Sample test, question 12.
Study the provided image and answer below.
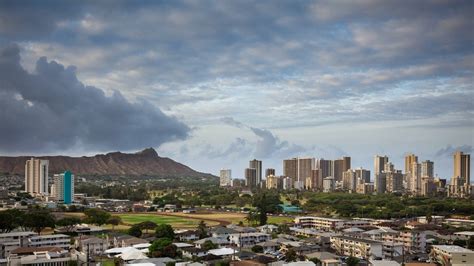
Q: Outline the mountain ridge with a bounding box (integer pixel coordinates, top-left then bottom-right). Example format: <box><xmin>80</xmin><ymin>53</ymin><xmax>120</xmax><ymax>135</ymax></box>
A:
<box><xmin>0</xmin><ymin>148</ymin><xmax>214</xmax><ymax>178</ymax></box>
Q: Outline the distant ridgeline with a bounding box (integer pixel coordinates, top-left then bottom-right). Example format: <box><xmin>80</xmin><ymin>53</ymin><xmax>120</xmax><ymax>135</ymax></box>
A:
<box><xmin>0</xmin><ymin>148</ymin><xmax>216</xmax><ymax>179</ymax></box>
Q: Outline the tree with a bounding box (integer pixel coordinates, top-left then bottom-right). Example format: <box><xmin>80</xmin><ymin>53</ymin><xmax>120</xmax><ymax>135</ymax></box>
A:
<box><xmin>0</xmin><ymin>209</ymin><xmax>23</xmax><ymax>233</ymax></box>
<box><xmin>155</xmin><ymin>224</ymin><xmax>175</xmax><ymax>239</ymax></box>
<box><xmin>84</xmin><ymin>208</ymin><xmax>111</xmax><ymax>226</ymax></box>
<box><xmin>308</xmin><ymin>258</ymin><xmax>321</xmax><ymax>265</ymax></box>
<box><xmin>285</xmin><ymin>248</ymin><xmax>297</xmax><ymax>262</ymax></box>
<box><xmin>277</xmin><ymin>224</ymin><xmax>290</xmax><ymax>234</ymax></box>
<box><xmin>107</xmin><ymin>217</ymin><xmax>122</xmax><ymax>232</ymax></box>
<box><xmin>138</xmin><ymin>221</ymin><xmax>157</xmax><ymax>234</ymax></box>
<box><xmin>245</xmin><ymin>211</ymin><xmax>258</xmax><ymax>226</ymax></box>
<box><xmin>345</xmin><ymin>256</ymin><xmax>360</xmax><ymax>266</ymax></box>
<box><xmin>252</xmin><ymin>191</ymin><xmax>282</xmax><ymax>225</ymax></box>
<box><xmin>23</xmin><ymin>210</ymin><xmax>56</xmax><ymax>235</ymax></box>
<box><xmin>128</xmin><ymin>225</ymin><xmax>142</xmax><ymax>237</ymax></box>
<box><xmin>202</xmin><ymin>240</ymin><xmax>218</xmax><ymax>251</ymax></box>
<box><xmin>426</xmin><ymin>211</ymin><xmax>433</xmax><ymax>224</ymax></box>
<box><xmin>197</xmin><ymin>220</ymin><xmax>208</xmax><ymax>239</ymax></box>
<box><xmin>149</xmin><ymin>238</ymin><xmax>176</xmax><ymax>257</ymax></box>
<box><xmin>251</xmin><ymin>245</ymin><xmax>264</xmax><ymax>253</ymax></box>
<box><xmin>56</xmin><ymin>217</ymin><xmax>82</xmax><ymax>232</ymax></box>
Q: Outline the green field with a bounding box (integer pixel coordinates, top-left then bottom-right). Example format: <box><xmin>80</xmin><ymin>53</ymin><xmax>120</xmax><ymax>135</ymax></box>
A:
<box><xmin>116</xmin><ymin>213</ymin><xmax>219</xmax><ymax>228</ymax></box>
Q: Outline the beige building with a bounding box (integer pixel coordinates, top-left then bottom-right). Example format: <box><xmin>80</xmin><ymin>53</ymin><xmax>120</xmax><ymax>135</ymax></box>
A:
<box><xmin>430</xmin><ymin>245</ymin><xmax>474</xmax><ymax>266</ymax></box>
<box><xmin>24</xmin><ymin>158</ymin><xmax>49</xmax><ymax>196</ymax></box>
<box><xmin>448</xmin><ymin>151</ymin><xmax>471</xmax><ymax>198</ymax></box>
<box><xmin>405</xmin><ymin>154</ymin><xmax>418</xmax><ymax>174</ymax></box>
<box><xmin>356</xmin><ymin>182</ymin><xmax>374</xmax><ymax>194</ymax></box>
<box><xmin>330</xmin><ymin>235</ymin><xmax>383</xmax><ymax>259</ymax></box>
<box><xmin>266</xmin><ymin>175</ymin><xmax>279</xmax><ymax>189</ymax></box>
<box><xmin>342</xmin><ymin>170</ymin><xmax>357</xmax><ymax>192</ymax></box>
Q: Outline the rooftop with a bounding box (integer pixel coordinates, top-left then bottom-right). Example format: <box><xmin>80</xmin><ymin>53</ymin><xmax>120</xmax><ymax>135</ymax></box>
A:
<box><xmin>433</xmin><ymin>245</ymin><xmax>474</xmax><ymax>253</ymax></box>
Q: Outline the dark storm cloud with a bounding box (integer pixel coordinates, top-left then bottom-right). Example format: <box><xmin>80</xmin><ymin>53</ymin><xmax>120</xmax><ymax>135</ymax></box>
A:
<box><xmin>0</xmin><ymin>44</ymin><xmax>189</xmax><ymax>152</ymax></box>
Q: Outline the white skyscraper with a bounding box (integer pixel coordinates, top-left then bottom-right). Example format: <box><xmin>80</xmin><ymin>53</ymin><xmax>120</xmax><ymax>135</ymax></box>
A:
<box><xmin>219</xmin><ymin>169</ymin><xmax>232</xmax><ymax>187</ymax></box>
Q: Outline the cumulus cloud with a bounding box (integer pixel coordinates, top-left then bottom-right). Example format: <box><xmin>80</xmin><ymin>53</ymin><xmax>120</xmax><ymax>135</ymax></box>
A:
<box><xmin>435</xmin><ymin>145</ymin><xmax>473</xmax><ymax>158</ymax></box>
<box><xmin>0</xmin><ymin>44</ymin><xmax>189</xmax><ymax>153</ymax></box>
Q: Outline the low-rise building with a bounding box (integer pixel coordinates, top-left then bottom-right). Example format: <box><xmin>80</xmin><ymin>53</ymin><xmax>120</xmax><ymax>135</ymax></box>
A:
<box><xmin>27</xmin><ymin>234</ymin><xmax>70</xmax><ymax>250</ymax></box>
<box><xmin>74</xmin><ymin>236</ymin><xmax>108</xmax><ymax>255</ymax></box>
<box><xmin>430</xmin><ymin>245</ymin><xmax>474</xmax><ymax>266</ymax></box>
<box><xmin>8</xmin><ymin>247</ymin><xmax>76</xmax><ymax>266</ymax></box>
<box><xmin>0</xmin><ymin>232</ymin><xmax>37</xmax><ymax>259</ymax></box>
<box><xmin>330</xmin><ymin>235</ymin><xmax>383</xmax><ymax>260</ymax></box>
<box><xmin>229</xmin><ymin>233</ymin><xmax>271</xmax><ymax>247</ymax></box>
<box><xmin>294</xmin><ymin>216</ymin><xmax>345</xmax><ymax>231</ymax></box>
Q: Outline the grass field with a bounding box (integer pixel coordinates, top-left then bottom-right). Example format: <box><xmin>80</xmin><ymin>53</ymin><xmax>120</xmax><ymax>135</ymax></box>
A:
<box><xmin>60</xmin><ymin>211</ymin><xmax>294</xmax><ymax>230</ymax></box>
<box><xmin>116</xmin><ymin>213</ymin><xmax>220</xmax><ymax>228</ymax></box>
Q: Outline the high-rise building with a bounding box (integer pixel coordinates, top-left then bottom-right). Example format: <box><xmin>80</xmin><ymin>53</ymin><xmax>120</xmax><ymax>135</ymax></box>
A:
<box><xmin>245</xmin><ymin>168</ymin><xmax>257</xmax><ymax>189</ymax></box>
<box><xmin>249</xmin><ymin>159</ymin><xmax>262</xmax><ymax>185</ymax></box>
<box><xmin>421</xmin><ymin>160</ymin><xmax>434</xmax><ymax>178</ymax></box>
<box><xmin>219</xmin><ymin>169</ymin><xmax>232</xmax><ymax>187</ymax></box>
<box><xmin>298</xmin><ymin>158</ymin><xmax>315</xmax><ymax>182</ymax></box>
<box><xmin>25</xmin><ymin>158</ymin><xmax>49</xmax><ymax>196</ymax></box>
<box><xmin>374</xmin><ymin>155</ymin><xmax>389</xmax><ymax>176</ymax></box>
<box><xmin>374</xmin><ymin>155</ymin><xmax>388</xmax><ymax>193</ymax></box>
<box><xmin>332</xmin><ymin>157</ymin><xmax>350</xmax><ymax>182</ymax></box>
<box><xmin>283</xmin><ymin>158</ymin><xmax>298</xmax><ymax>180</ymax></box>
<box><xmin>448</xmin><ymin>151</ymin><xmax>471</xmax><ymax>198</ymax></box>
<box><xmin>311</xmin><ymin>169</ymin><xmax>322</xmax><ymax>190</ymax></box>
<box><xmin>405</xmin><ymin>154</ymin><xmax>418</xmax><ymax>174</ymax></box>
<box><xmin>283</xmin><ymin>157</ymin><xmax>315</xmax><ymax>184</ymax></box>
<box><xmin>386</xmin><ymin>171</ymin><xmax>404</xmax><ymax>193</ymax></box>
<box><xmin>355</xmin><ymin>168</ymin><xmax>371</xmax><ymax>183</ymax></box>
<box><xmin>266</xmin><ymin>175</ymin><xmax>278</xmax><ymax>189</ymax></box>
<box><xmin>53</xmin><ymin>171</ymin><xmax>74</xmax><ymax>204</ymax></box>
<box><xmin>342</xmin><ymin>170</ymin><xmax>357</xmax><ymax>192</ymax></box>
<box><xmin>316</xmin><ymin>159</ymin><xmax>333</xmax><ymax>180</ymax></box>
<box><xmin>323</xmin><ymin>177</ymin><xmax>335</xmax><ymax>193</ymax></box>
<box><xmin>453</xmin><ymin>151</ymin><xmax>470</xmax><ymax>185</ymax></box>
<box><xmin>410</xmin><ymin>162</ymin><xmax>422</xmax><ymax>195</ymax></box>
<box><xmin>265</xmin><ymin>168</ymin><xmax>275</xmax><ymax>178</ymax></box>
<box><xmin>375</xmin><ymin>173</ymin><xmax>387</xmax><ymax>194</ymax></box>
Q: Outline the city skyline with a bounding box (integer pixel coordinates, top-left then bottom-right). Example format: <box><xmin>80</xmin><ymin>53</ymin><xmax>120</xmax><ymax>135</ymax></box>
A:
<box><xmin>0</xmin><ymin>1</ymin><xmax>472</xmax><ymax>180</ymax></box>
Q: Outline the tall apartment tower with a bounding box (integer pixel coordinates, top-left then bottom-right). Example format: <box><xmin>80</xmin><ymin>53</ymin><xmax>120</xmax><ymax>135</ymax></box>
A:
<box><xmin>298</xmin><ymin>158</ymin><xmax>315</xmax><ymax>182</ymax></box>
<box><xmin>316</xmin><ymin>159</ymin><xmax>333</xmax><ymax>180</ymax></box>
<box><xmin>245</xmin><ymin>168</ymin><xmax>257</xmax><ymax>189</ymax></box>
<box><xmin>283</xmin><ymin>157</ymin><xmax>315</xmax><ymax>181</ymax></box>
<box><xmin>453</xmin><ymin>151</ymin><xmax>470</xmax><ymax>185</ymax></box>
<box><xmin>374</xmin><ymin>155</ymin><xmax>389</xmax><ymax>193</ymax></box>
<box><xmin>219</xmin><ymin>169</ymin><xmax>232</xmax><ymax>187</ymax></box>
<box><xmin>283</xmin><ymin>158</ymin><xmax>298</xmax><ymax>180</ymax></box>
<box><xmin>355</xmin><ymin>168</ymin><xmax>371</xmax><ymax>183</ymax></box>
<box><xmin>421</xmin><ymin>160</ymin><xmax>434</xmax><ymax>178</ymax></box>
<box><xmin>448</xmin><ymin>151</ymin><xmax>471</xmax><ymax>198</ymax></box>
<box><xmin>249</xmin><ymin>159</ymin><xmax>262</xmax><ymax>185</ymax></box>
<box><xmin>53</xmin><ymin>171</ymin><xmax>74</xmax><ymax>204</ymax></box>
<box><xmin>25</xmin><ymin>158</ymin><xmax>49</xmax><ymax>196</ymax></box>
<box><xmin>405</xmin><ymin>154</ymin><xmax>418</xmax><ymax>174</ymax></box>
<box><xmin>265</xmin><ymin>168</ymin><xmax>275</xmax><ymax>178</ymax></box>
<box><xmin>332</xmin><ymin>157</ymin><xmax>351</xmax><ymax>181</ymax></box>
<box><xmin>410</xmin><ymin>162</ymin><xmax>422</xmax><ymax>195</ymax></box>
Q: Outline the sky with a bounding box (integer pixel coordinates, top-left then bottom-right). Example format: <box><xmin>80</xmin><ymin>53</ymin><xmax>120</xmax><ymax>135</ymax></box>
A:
<box><xmin>0</xmin><ymin>0</ymin><xmax>473</xmax><ymax>180</ymax></box>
